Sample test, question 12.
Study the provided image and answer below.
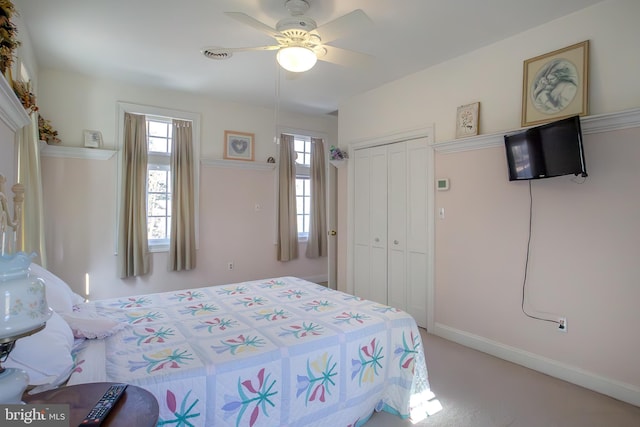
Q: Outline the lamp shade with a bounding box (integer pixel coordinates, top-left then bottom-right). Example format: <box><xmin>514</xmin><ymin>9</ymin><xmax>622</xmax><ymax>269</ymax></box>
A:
<box><xmin>276</xmin><ymin>46</ymin><xmax>317</xmax><ymax>72</ymax></box>
<box><xmin>0</xmin><ymin>252</ymin><xmax>52</xmax><ymax>340</ymax></box>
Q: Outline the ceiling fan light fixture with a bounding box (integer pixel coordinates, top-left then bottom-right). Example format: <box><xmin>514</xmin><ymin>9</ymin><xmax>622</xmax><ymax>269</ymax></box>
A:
<box><xmin>277</xmin><ymin>46</ymin><xmax>317</xmax><ymax>72</ymax></box>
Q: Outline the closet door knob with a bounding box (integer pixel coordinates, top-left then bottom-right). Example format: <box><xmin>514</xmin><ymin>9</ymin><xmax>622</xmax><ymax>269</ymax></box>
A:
<box><xmin>394</xmin><ymin>240</ymin><xmax>399</xmax><ymax>245</ymax></box>
<box><xmin>374</xmin><ymin>237</ymin><xmax>380</xmax><ymax>243</ymax></box>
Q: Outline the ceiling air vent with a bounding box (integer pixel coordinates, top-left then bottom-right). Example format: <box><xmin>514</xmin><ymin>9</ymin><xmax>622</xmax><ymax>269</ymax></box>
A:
<box><xmin>201</xmin><ymin>47</ymin><xmax>233</xmax><ymax>60</ymax></box>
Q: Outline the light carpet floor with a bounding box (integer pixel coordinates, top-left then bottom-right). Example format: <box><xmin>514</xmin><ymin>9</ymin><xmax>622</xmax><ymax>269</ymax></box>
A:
<box><xmin>367</xmin><ymin>329</ymin><xmax>640</xmax><ymax>427</ymax></box>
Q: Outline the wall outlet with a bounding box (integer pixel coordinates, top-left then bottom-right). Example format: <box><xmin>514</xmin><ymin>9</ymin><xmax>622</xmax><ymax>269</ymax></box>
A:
<box><xmin>558</xmin><ymin>317</ymin><xmax>567</xmax><ymax>332</ymax></box>
<box><xmin>227</xmin><ymin>262</ymin><xmax>234</xmax><ymax>271</ymax></box>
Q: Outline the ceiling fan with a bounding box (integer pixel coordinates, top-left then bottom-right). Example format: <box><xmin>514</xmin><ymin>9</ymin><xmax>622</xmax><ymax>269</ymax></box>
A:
<box><xmin>202</xmin><ymin>0</ymin><xmax>372</xmax><ymax>73</ymax></box>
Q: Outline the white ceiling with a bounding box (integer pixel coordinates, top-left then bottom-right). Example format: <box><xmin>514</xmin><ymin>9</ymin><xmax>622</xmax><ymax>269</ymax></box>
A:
<box><xmin>14</xmin><ymin>0</ymin><xmax>603</xmax><ymax>116</ymax></box>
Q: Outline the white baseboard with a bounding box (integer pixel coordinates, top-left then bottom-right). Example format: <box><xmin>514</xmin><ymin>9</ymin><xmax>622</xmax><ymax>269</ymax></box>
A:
<box><xmin>431</xmin><ymin>323</ymin><xmax>640</xmax><ymax>407</ymax></box>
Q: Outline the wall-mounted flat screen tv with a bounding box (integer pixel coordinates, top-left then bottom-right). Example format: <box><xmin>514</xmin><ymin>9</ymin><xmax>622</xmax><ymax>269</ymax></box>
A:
<box><xmin>504</xmin><ymin>115</ymin><xmax>587</xmax><ymax>181</ymax></box>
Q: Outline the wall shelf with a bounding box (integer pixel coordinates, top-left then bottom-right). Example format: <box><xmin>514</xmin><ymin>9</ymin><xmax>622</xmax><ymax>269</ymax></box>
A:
<box><xmin>40</xmin><ymin>143</ymin><xmax>116</xmax><ymax>160</ymax></box>
<box><xmin>433</xmin><ymin>107</ymin><xmax>640</xmax><ymax>154</ymax></box>
<box><xmin>329</xmin><ymin>159</ymin><xmax>348</xmax><ymax>168</ymax></box>
<box><xmin>38</xmin><ymin>150</ymin><xmax>280</xmax><ymax>167</ymax></box>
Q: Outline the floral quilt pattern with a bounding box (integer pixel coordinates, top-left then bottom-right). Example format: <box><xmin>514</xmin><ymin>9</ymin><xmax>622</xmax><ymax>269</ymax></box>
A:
<box><xmin>67</xmin><ymin>277</ymin><xmax>431</xmax><ymax>426</ymax></box>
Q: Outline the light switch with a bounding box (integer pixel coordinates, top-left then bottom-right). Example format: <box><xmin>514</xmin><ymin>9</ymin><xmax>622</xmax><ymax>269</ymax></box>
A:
<box><xmin>439</xmin><ymin>208</ymin><xmax>445</xmax><ymax>219</ymax></box>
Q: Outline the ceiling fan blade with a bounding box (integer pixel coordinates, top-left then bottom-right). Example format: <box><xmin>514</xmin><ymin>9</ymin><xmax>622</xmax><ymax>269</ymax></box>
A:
<box><xmin>224</xmin><ymin>12</ymin><xmax>281</xmax><ymax>39</ymax></box>
<box><xmin>225</xmin><ymin>45</ymin><xmax>280</xmax><ymax>53</ymax></box>
<box><xmin>317</xmin><ymin>45</ymin><xmax>372</xmax><ymax>68</ymax></box>
<box><xmin>315</xmin><ymin>9</ymin><xmax>372</xmax><ymax>44</ymax></box>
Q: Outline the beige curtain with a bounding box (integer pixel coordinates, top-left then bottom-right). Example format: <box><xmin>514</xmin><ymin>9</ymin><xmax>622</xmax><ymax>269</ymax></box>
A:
<box><xmin>118</xmin><ymin>113</ymin><xmax>150</xmax><ymax>278</ymax></box>
<box><xmin>168</xmin><ymin>119</ymin><xmax>196</xmax><ymax>271</ymax></box>
<box><xmin>16</xmin><ymin>112</ymin><xmax>47</xmax><ymax>265</ymax></box>
<box><xmin>277</xmin><ymin>134</ymin><xmax>298</xmax><ymax>261</ymax></box>
<box><xmin>305</xmin><ymin>138</ymin><xmax>327</xmax><ymax>258</ymax></box>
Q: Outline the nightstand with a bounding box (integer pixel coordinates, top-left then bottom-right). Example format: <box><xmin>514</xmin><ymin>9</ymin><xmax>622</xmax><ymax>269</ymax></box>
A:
<box><xmin>24</xmin><ymin>382</ymin><xmax>159</xmax><ymax>427</ymax></box>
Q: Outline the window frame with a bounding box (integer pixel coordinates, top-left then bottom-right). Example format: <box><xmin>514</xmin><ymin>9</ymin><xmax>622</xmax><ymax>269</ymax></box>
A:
<box><xmin>116</xmin><ymin>102</ymin><xmax>201</xmax><ymax>254</ymax></box>
<box><xmin>292</xmin><ymin>134</ymin><xmax>312</xmax><ymax>241</ymax></box>
<box><xmin>146</xmin><ymin>116</ymin><xmax>173</xmax><ymax>250</ymax></box>
<box><xmin>280</xmin><ymin>130</ymin><xmax>331</xmax><ymax>243</ymax></box>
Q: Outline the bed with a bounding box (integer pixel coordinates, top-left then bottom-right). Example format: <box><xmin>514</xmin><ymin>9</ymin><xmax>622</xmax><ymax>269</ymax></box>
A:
<box><xmin>63</xmin><ymin>276</ymin><xmax>432</xmax><ymax>426</ymax></box>
<box><xmin>2</xmin><ymin>175</ymin><xmax>433</xmax><ymax>426</ymax></box>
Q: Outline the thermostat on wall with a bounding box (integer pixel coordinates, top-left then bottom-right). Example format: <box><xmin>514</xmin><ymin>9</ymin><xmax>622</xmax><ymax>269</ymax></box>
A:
<box><xmin>436</xmin><ymin>178</ymin><xmax>449</xmax><ymax>191</ymax></box>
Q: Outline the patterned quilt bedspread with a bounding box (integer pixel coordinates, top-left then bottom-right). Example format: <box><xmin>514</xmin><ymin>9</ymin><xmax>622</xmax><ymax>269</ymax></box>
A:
<box><xmin>67</xmin><ymin>277</ymin><xmax>431</xmax><ymax>426</ymax></box>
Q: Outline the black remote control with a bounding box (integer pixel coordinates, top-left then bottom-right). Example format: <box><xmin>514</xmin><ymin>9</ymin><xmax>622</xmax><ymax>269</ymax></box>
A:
<box><xmin>79</xmin><ymin>383</ymin><xmax>128</xmax><ymax>426</ymax></box>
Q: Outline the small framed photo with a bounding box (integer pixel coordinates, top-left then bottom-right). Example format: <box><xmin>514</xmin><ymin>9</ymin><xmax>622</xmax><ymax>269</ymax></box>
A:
<box><xmin>522</xmin><ymin>40</ymin><xmax>589</xmax><ymax>127</ymax></box>
<box><xmin>455</xmin><ymin>102</ymin><xmax>479</xmax><ymax>138</ymax></box>
<box><xmin>84</xmin><ymin>130</ymin><xmax>103</xmax><ymax>148</ymax></box>
<box><xmin>224</xmin><ymin>130</ymin><xmax>254</xmax><ymax>161</ymax></box>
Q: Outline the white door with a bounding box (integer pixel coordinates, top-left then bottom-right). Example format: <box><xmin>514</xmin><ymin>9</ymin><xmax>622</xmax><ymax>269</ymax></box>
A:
<box><xmin>405</xmin><ymin>138</ymin><xmax>428</xmax><ymax>327</ymax></box>
<box><xmin>387</xmin><ymin>142</ymin><xmax>407</xmax><ymax>310</ymax></box>
<box><xmin>353</xmin><ymin>149</ymin><xmax>372</xmax><ymax>300</ymax></box>
<box><xmin>327</xmin><ymin>150</ymin><xmax>338</xmax><ymax>290</ymax></box>
<box><xmin>353</xmin><ymin>146</ymin><xmax>388</xmax><ymax>304</ymax></box>
<box><xmin>352</xmin><ymin>137</ymin><xmax>429</xmax><ymax>328</ymax></box>
<box><xmin>369</xmin><ymin>146</ymin><xmax>388</xmax><ymax>304</ymax></box>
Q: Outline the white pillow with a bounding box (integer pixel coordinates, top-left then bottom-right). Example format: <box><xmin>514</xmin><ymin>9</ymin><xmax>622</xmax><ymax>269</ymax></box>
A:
<box><xmin>29</xmin><ymin>263</ymin><xmax>85</xmax><ymax>314</ymax></box>
<box><xmin>60</xmin><ymin>305</ymin><xmax>128</xmax><ymax>339</ymax></box>
<box><xmin>4</xmin><ymin>311</ymin><xmax>75</xmax><ymax>388</ymax></box>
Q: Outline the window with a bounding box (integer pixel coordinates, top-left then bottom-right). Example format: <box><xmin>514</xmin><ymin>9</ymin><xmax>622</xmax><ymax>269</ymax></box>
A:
<box><xmin>293</xmin><ymin>135</ymin><xmax>311</xmax><ymax>241</ymax></box>
<box><xmin>117</xmin><ymin>102</ymin><xmax>200</xmax><ymax>253</ymax></box>
<box><xmin>146</xmin><ymin>117</ymin><xmax>172</xmax><ymax>248</ymax></box>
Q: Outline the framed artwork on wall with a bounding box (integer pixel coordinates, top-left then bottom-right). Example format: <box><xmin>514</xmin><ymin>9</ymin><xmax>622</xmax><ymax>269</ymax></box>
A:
<box><xmin>521</xmin><ymin>40</ymin><xmax>589</xmax><ymax>127</ymax></box>
<box><xmin>83</xmin><ymin>130</ymin><xmax>102</xmax><ymax>148</ymax></box>
<box><xmin>224</xmin><ymin>130</ymin><xmax>254</xmax><ymax>161</ymax></box>
<box><xmin>455</xmin><ymin>102</ymin><xmax>479</xmax><ymax>138</ymax></box>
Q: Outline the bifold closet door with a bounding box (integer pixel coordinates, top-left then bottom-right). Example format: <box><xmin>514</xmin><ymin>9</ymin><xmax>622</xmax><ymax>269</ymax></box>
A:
<box><xmin>386</xmin><ymin>139</ymin><xmax>428</xmax><ymax>328</ymax></box>
<box><xmin>354</xmin><ymin>146</ymin><xmax>388</xmax><ymax>304</ymax></box>
<box><xmin>387</xmin><ymin>143</ymin><xmax>407</xmax><ymax>311</ymax></box>
<box><xmin>404</xmin><ymin>139</ymin><xmax>428</xmax><ymax>327</ymax></box>
<box><xmin>353</xmin><ymin>139</ymin><xmax>429</xmax><ymax>328</ymax></box>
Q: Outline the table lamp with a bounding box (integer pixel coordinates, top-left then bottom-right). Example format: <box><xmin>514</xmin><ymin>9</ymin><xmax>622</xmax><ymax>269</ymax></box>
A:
<box><xmin>0</xmin><ymin>252</ymin><xmax>52</xmax><ymax>404</ymax></box>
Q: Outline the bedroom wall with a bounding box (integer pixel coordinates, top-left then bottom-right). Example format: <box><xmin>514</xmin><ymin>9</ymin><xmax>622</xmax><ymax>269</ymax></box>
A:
<box><xmin>339</xmin><ymin>0</ymin><xmax>640</xmax><ymax>404</ymax></box>
<box><xmin>34</xmin><ymin>69</ymin><xmax>337</xmax><ymax>299</ymax></box>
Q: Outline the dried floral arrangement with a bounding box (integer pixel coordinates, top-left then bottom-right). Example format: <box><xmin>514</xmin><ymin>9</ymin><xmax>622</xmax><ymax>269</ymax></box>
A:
<box><xmin>0</xmin><ymin>0</ymin><xmax>19</xmax><ymax>75</ymax></box>
<box><xmin>12</xmin><ymin>80</ymin><xmax>37</xmax><ymax>113</ymax></box>
<box><xmin>38</xmin><ymin>115</ymin><xmax>61</xmax><ymax>144</ymax></box>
